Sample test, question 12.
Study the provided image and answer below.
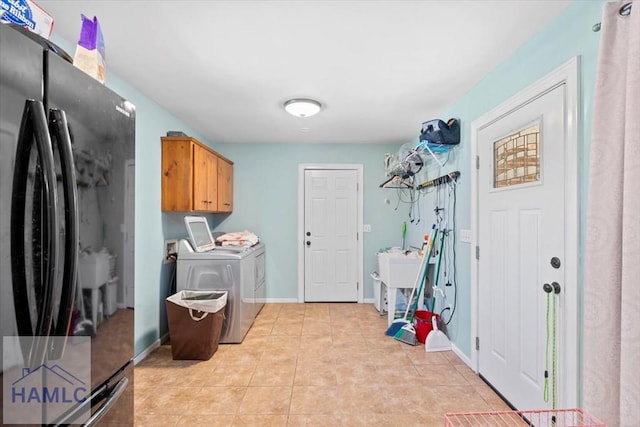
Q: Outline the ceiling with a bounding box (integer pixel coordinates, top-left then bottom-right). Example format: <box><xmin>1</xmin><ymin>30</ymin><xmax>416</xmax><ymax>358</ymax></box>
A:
<box><xmin>39</xmin><ymin>1</ymin><xmax>571</xmax><ymax>144</ymax></box>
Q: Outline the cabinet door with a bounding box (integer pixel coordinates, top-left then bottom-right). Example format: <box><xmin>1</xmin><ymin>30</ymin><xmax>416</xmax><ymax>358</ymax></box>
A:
<box><xmin>217</xmin><ymin>159</ymin><xmax>233</xmax><ymax>212</ymax></box>
<box><xmin>207</xmin><ymin>150</ymin><xmax>218</xmax><ymax>211</ymax></box>
<box><xmin>193</xmin><ymin>144</ymin><xmax>217</xmax><ymax>211</ymax></box>
<box><xmin>161</xmin><ymin>136</ymin><xmax>229</xmax><ymax>212</ymax></box>
<box><xmin>161</xmin><ymin>139</ymin><xmax>193</xmax><ymax>211</ymax></box>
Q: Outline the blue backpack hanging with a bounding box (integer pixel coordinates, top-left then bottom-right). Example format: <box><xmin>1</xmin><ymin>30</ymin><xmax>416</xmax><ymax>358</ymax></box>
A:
<box><xmin>419</xmin><ymin>118</ymin><xmax>460</xmax><ymax>145</ymax></box>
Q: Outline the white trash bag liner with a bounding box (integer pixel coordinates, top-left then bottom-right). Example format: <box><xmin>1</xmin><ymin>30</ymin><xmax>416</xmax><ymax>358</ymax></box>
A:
<box><xmin>166</xmin><ymin>290</ymin><xmax>227</xmax><ymax>321</ymax></box>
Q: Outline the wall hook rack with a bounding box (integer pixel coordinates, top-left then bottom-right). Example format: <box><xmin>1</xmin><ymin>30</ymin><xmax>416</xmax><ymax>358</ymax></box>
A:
<box><xmin>417</xmin><ymin>171</ymin><xmax>460</xmax><ymax>190</ymax></box>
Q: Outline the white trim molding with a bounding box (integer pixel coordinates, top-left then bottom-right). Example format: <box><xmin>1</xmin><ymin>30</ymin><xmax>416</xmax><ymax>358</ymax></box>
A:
<box><xmin>134</xmin><ymin>338</ymin><xmax>162</xmax><ymax>365</ymax></box>
<box><xmin>469</xmin><ymin>56</ymin><xmax>580</xmax><ymax>408</ymax></box>
<box><xmin>297</xmin><ymin>163</ymin><xmax>365</xmax><ymax>304</ymax></box>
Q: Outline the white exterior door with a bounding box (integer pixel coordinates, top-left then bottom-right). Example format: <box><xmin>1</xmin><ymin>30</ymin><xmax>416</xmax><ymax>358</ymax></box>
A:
<box><xmin>303</xmin><ymin>168</ymin><xmax>359</xmax><ymax>302</ymax></box>
<box><xmin>477</xmin><ymin>84</ymin><xmax>566</xmax><ymax>410</ymax></box>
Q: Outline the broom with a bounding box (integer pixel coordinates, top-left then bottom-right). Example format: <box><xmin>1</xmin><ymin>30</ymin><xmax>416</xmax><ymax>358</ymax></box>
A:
<box><xmin>393</xmin><ymin>228</ymin><xmax>438</xmax><ymax>345</ymax></box>
<box><xmin>385</xmin><ymin>225</ymin><xmax>436</xmax><ymax>337</ymax></box>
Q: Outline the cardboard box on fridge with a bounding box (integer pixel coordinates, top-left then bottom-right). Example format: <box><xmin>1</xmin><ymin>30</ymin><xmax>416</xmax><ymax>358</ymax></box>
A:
<box><xmin>73</xmin><ymin>14</ymin><xmax>106</xmax><ymax>84</ymax></box>
<box><xmin>0</xmin><ymin>0</ymin><xmax>54</xmax><ymax>39</ymax></box>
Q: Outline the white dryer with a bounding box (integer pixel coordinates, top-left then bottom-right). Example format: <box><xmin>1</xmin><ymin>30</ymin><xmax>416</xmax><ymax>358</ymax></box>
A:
<box><xmin>176</xmin><ymin>239</ymin><xmax>265</xmax><ymax>343</ymax></box>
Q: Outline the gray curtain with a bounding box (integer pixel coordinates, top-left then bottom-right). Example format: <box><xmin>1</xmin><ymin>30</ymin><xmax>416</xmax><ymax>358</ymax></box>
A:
<box><xmin>584</xmin><ymin>1</ymin><xmax>640</xmax><ymax>426</ymax></box>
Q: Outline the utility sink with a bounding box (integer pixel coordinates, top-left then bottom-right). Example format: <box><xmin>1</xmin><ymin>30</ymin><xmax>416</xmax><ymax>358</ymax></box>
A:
<box><xmin>377</xmin><ymin>251</ymin><xmax>422</xmax><ymax>288</ymax></box>
<box><xmin>78</xmin><ymin>252</ymin><xmax>110</xmax><ymax>289</ymax></box>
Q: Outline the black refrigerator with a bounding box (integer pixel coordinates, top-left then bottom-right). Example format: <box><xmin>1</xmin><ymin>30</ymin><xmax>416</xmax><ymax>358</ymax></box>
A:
<box><xmin>0</xmin><ymin>23</ymin><xmax>134</xmax><ymax>426</ymax></box>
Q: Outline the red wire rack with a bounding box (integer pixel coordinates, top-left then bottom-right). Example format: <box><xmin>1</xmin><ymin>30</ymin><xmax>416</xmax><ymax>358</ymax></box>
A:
<box><xmin>444</xmin><ymin>408</ymin><xmax>606</xmax><ymax>427</ymax></box>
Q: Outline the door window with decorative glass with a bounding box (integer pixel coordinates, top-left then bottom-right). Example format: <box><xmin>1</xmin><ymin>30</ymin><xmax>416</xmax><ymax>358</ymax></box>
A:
<box><xmin>493</xmin><ymin>122</ymin><xmax>540</xmax><ymax>188</ymax></box>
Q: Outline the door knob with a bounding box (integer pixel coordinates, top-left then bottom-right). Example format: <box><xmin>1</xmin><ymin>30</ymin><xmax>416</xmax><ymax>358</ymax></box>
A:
<box><xmin>543</xmin><ymin>282</ymin><xmax>561</xmax><ymax>294</ymax></box>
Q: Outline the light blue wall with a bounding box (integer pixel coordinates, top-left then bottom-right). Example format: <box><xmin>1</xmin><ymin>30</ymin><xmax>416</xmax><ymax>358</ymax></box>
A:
<box><xmin>207</xmin><ymin>143</ymin><xmax>407</xmax><ymax>297</ymax></box>
<box><xmin>405</xmin><ymin>0</ymin><xmax>605</xmax><ymax>357</ymax></box>
<box><xmin>48</xmin><ymin>35</ymin><xmax>218</xmax><ymax>355</ymax></box>
<box><xmin>52</xmin><ymin>33</ymin><xmax>404</xmax><ymax>355</ymax></box>
<box><xmin>160</xmin><ymin>143</ymin><xmax>407</xmax><ymax>341</ymax></box>
<box><xmin>50</xmin><ymin>0</ymin><xmax>605</xmax><ymax>358</ymax></box>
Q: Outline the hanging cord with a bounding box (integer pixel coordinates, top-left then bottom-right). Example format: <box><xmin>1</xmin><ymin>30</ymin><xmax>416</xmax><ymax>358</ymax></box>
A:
<box><xmin>543</xmin><ymin>291</ymin><xmax>551</xmax><ymax>402</ymax></box>
<box><xmin>416</xmin><ymin>189</ymin><xmax>421</xmax><ymax>224</ymax></box>
<box><xmin>543</xmin><ymin>282</ymin><xmax>560</xmax><ymax>424</ymax></box>
<box><xmin>394</xmin><ymin>182</ymin><xmax>423</xmax><ymax>223</ymax></box>
<box><xmin>411</xmin><ymin>185</ymin><xmax>419</xmax><ymax>223</ymax></box>
<box><xmin>552</xmin><ymin>291</ymin><xmax>557</xmax><ymax>411</ymax></box>
<box><xmin>440</xmin><ymin>179</ymin><xmax>458</xmax><ymax>325</ymax></box>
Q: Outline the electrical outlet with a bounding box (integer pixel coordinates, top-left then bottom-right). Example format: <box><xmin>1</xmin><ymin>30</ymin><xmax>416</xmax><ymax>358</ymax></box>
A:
<box><xmin>459</xmin><ymin>228</ymin><xmax>472</xmax><ymax>243</ymax></box>
<box><xmin>164</xmin><ymin>239</ymin><xmax>178</xmax><ymax>264</ymax></box>
<box><xmin>363</xmin><ymin>224</ymin><xmax>372</xmax><ymax>233</ymax></box>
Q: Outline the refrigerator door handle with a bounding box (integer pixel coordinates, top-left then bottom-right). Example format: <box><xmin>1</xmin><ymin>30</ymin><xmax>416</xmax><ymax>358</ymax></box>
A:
<box><xmin>82</xmin><ymin>377</ymin><xmax>129</xmax><ymax>427</ymax></box>
<box><xmin>83</xmin><ymin>377</ymin><xmax>129</xmax><ymax>427</ymax></box>
<box><xmin>47</xmin><ymin>108</ymin><xmax>79</xmax><ymax>360</ymax></box>
<box><xmin>47</xmin><ymin>376</ymin><xmax>129</xmax><ymax>427</ymax></box>
<box><xmin>11</xmin><ymin>99</ymin><xmax>60</xmax><ymax>368</ymax></box>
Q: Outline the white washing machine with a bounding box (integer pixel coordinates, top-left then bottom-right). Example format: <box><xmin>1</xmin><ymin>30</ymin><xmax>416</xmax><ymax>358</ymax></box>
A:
<box><xmin>176</xmin><ymin>239</ymin><xmax>265</xmax><ymax>343</ymax></box>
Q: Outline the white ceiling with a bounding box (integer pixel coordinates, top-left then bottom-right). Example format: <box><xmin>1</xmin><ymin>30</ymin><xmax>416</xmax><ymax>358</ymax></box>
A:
<box><xmin>39</xmin><ymin>1</ymin><xmax>571</xmax><ymax>144</ymax></box>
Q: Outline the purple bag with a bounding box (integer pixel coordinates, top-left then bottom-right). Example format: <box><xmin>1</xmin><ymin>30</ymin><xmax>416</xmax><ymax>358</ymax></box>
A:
<box><xmin>73</xmin><ymin>14</ymin><xmax>106</xmax><ymax>83</ymax></box>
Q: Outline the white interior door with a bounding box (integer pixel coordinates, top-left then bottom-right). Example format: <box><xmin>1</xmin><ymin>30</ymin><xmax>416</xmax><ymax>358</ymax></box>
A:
<box><xmin>303</xmin><ymin>168</ymin><xmax>358</xmax><ymax>302</ymax></box>
<box><xmin>477</xmin><ymin>85</ymin><xmax>566</xmax><ymax>410</ymax></box>
<box><xmin>123</xmin><ymin>159</ymin><xmax>134</xmax><ymax>308</ymax></box>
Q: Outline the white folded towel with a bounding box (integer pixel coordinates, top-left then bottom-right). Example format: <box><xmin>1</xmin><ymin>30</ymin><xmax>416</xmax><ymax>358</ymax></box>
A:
<box><xmin>215</xmin><ymin>230</ymin><xmax>259</xmax><ymax>247</ymax></box>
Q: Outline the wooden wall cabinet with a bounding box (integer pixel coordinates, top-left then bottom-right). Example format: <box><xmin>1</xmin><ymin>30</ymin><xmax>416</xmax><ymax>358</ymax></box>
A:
<box><xmin>161</xmin><ymin>136</ymin><xmax>234</xmax><ymax>212</ymax></box>
<box><xmin>217</xmin><ymin>157</ymin><xmax>233</xmax><ymax>212</ymax></box>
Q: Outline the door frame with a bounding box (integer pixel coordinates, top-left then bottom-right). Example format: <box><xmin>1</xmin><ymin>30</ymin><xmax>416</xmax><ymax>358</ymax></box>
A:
<box><xmin>470</xmin><ymin>57</ymin><xmax>580</xmax><ymax>407</ymax></box>
<box><xmin>297</xmin><ymin>163</ymin><xmax>364</xmax><ymax>303</ymax></box>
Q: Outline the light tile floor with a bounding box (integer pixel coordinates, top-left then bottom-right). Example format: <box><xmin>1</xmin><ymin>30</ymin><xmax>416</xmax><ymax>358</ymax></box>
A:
<box><xmin>134</xmin><ymin>303</ymin><xmax>509</xmax><ymax>426</ymax></box>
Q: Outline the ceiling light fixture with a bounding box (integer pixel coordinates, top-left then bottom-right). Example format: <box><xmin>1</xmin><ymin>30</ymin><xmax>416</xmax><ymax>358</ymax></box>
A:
<box><xmin>283</xmin><ymin>98</ymin><xmax>322</xmax><ymax>118</ymax></box>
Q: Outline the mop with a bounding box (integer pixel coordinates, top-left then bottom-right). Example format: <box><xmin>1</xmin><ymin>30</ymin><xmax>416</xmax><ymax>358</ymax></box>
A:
<box><xmin>392</xmin><ymin>228</ymin><xmax>438</xmax><ymax>345</ymax></box>
<box><xmin>425</xmin><ymin>229</ymin><xmax>451</xmax><ymax>352</ymax></box>
<box><xmin>429</xmin><ymin>227</ymin><xmax>446</xmax><ymax>314</ymax></box>
<box><xmin>385</xmin><ymin>225</ymin><xmax>436</xmax><ymax>337</ymax></box>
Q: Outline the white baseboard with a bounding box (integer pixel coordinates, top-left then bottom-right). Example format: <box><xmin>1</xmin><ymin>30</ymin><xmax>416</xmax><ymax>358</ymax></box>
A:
<box><xmin>451</xmin><ymin>343</ymin><xmax>473</xmax><ymax>370</ymax></box>
<box><xmin>134</xmin><ymin>338</ymin><xmax>161</xmax><ymax>365</ymax></box>
<box><xmin>264</xmin><ymin>298</ymin><xmax>300</xmax><ymax>303</ymax></box>
<box><xmin>264</xmin><ymin>298</ymin><xmax>375</xmax><ymax>304</ymax></box>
